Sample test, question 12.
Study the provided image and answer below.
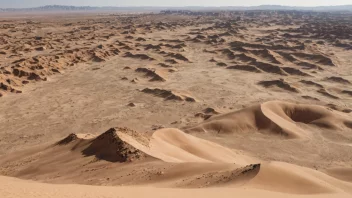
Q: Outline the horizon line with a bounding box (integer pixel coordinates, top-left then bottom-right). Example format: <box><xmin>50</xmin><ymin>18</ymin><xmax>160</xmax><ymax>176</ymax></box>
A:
<box><xmin>1</xmin><ymin>4</ymin><xmax>352</xmax><ymax>9</ymax></box>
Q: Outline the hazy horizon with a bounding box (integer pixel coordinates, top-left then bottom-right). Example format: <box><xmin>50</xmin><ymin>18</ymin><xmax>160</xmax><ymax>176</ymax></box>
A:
<box><xmin>0</xmin><ymin>0</ymin><xmax>351</xmax><ymax>9</ymax></box>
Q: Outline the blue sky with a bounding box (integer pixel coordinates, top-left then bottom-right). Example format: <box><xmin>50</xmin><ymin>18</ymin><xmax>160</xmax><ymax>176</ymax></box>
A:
<box><xmin>0</xmin><ymin>0</ymin><xmax>351</xmax><ymax>8</ymax></box>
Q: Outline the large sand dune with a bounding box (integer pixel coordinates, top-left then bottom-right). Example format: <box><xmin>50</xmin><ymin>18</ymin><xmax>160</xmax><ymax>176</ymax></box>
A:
<box><xmin>186</xmin><ymin>101</ymin><xmax>352</xmax><ymax>138</ymax></box>
<box><xmin>1</xmin><ymin>121</ymin><xmax>352</xmax><ymax>196</ymax></box>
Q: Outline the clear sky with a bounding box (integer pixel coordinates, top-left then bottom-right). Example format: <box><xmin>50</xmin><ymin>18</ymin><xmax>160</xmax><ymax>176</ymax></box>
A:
<box><xmin>0</xmin><ymin>0</ymin><xmax>351</xmax><ymax>8</ymax></box>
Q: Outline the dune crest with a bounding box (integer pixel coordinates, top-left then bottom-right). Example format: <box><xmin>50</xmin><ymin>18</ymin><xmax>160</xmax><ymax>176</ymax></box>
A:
<box><xmin>149</xmin><ymin>128</ymin><xmax>255</xmax><ymax>164</ymax></box>
<box><xmin>54</xmin><ymin>127</ymin><xmax>255</xmax><ymax>165</ymax></box>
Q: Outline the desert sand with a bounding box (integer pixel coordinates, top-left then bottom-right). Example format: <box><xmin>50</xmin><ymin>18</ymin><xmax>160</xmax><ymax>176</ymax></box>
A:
<box><xmin>0</xmin><ymin>9</ymin><xmax>351</xmax><ymax>198</ymax></box>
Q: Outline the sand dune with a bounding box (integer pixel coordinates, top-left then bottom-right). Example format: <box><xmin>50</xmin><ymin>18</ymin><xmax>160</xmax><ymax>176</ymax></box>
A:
<box><xmin>52</xmin><ymin>126</ymin><xmax>253</xmax><ymax>164</ymax></box>
<box><xmin>148</xmin><ymin>128</ymin><xmax>254</xmax><ymax>164</ymax></box>
<box><xmin>186</xmin><ymin>101</ymin><xmax>352</xmax><ymax>138</ymax></box>
<box><xmin>1</xmin><ymin>117</ymin><xmax>352</xmax><ymax>196</ymax></box>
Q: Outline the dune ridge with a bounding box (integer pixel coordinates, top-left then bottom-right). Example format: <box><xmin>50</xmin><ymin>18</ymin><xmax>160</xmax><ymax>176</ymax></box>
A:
<box><xmin>185</xmin><ymin>101</ymin><xmax>352</xmax><ymax>138</ymax></box>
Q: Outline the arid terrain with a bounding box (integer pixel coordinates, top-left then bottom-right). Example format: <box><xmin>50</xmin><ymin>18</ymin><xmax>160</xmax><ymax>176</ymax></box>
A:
<box><xmin>0</xmin><ymin>10</ymin><xmax>352</xmax><ymax>198</ymax></box>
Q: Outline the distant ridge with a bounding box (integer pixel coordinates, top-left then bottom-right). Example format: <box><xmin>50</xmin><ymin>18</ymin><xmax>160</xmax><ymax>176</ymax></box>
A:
<box><xmin>0</xmin><ymin>4</ymin><xmax>352</xmax><ymax>12</ymax></box>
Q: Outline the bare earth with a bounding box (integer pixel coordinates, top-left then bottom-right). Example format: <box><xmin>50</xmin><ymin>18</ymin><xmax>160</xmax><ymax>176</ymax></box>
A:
<box><xmin>0</xmin><ymin>10</ymin><xmax>352</xmax><ymax>198</ymax></box>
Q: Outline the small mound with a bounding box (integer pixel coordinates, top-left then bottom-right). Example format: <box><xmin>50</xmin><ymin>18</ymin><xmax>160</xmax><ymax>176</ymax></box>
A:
<box><xmin>227</xmin><ymin>65</ymin><xmax>262</xmax><ymax>73</ymax></box>
<box><xmin>325</xmin><ymin>77</ymin><xmax>351</xmax><ymax>85</ymax></box>
<box><xmin>341</xmin><ymin>90</ymin><xmax>352</xmax><ymax>96</ymax></box>
<box><xmin>203</xmin><ymin>107</ymin><xmax>221</xmax><ymax>115</ymax></box>
<box><xmin>326</xmin><ymin>104</ymin><xmax>352</xmax><ymax>113</ymax></box>
<box><xmin>131</xmin><ymin>78</ymin><xmax>139</xmax><ymax>83</ymax></box>
<box><xmin>165</xmin><ymin>52</ymin><xmax>190</xmax><ymax>62</ymax></box>
<box><xmin>158</xmin><ymin>51</ymin><xmax>167</xmax><ymax>55</ymax></box>
<box><xmin>56</xmin><ymin>133</ymin><xmax>78</xmax><ymax>145</ymax></box>
<box><xmin>277</xmin><ymin>51</ymin><xmax>297</xmax><ymax>62</ymax></box>
<box><xmin>165</xmin><ymin>59</ymin><xmax>178</xmax><ymax>64</ymax></box>
<box><xmin>195</xmin><ymin>108</ymin><xmax>222</xmax><ymax>120</ymax></box>
<box><xmin>194</xmin><ymin>34</ymin><xmax>206</xmax><ymax>40</ymax></box>
<box><xmin>195</xmin><ymin>113</ymin><xmax>213</xmax><ymax>120</ymax></box>
<box><xmin>144</xmin><ymin>44</ymin><xmax>162</xmax><ymax>50</ymax></box>
<box><xmin>157</xmin><ymin>63</ymin><xmax>173</xmax><ymax>68</ymax></box>
<box><xmin>35</xmin><ymin>46</ymin><xmax>46</xmax><ymax>51</ymax></box>
<box><xmin>292</xmin><ymin>52</ymin><xmax>335</xmax><ymax>66</ymax></box>
<box><xmin>299</xmin><ymin>80</ymin><xmax>324</xmax><ymax>88</ymax></box>
<box><xmin>296</xmin><ymin>61</ymin><xmax>321</xmax><ymax>70</ymax></box>
<box><xmin>135</xmin><ymin>67</ymin><xmax>166</xmax><ymax>82</ymax></box>
<box><xmin>250</xmin><ymin>49</ymin><xmax>281</xmax><ymax>64</ymax></box>
<box><xmin>282</xmin><ymin>67</ymin><xmax>311</xmax><ymax>76</ymax></box>
<box><xmin>124</xmin><ymin>52</ymin><xmax>155</xmax><ymax>61</ymax></box>
<box><xmin>301</xmin><ymin>95</ymin><xmax>320</xmax><ymax>101</ymax></box>
<box><xmin>232</xmin><ymin>53</ymin><xmax>257</xmax><ymax>63</ymax></box>
<box><xmin>254</xmin><ymin>62</ymin><xmax>287</xmax><ymax>76</ymax></box>
<box><xmin>317</xmin><ymin>89</ymin><xmax>340</xmax><ymax>99</ymax></box>
<box><xmin>127</xmin><ymin>102</ymin><xmax>136</xmax><ymax>107</ymax></box>
<box><xmin>171</xmin><ymin>43</ymin><xmax>186</xmax><ymax>49</ymax></box>
<box><xmin>258</xmin><ymin>79</ymin><xmax>299</xmax><ymax>93</ymax></box>
<box><xmin>209</xmin><ymin>58</ymin><xmax>217</xmax><ymax>62</ymax></box>
<box><xmin>136</xmin><ymin>37</ymin><xmax>146</xmax><ymax>42</ymax></box>
<box><xmin>190</xmin><ymin>38</ymin><xmax>202</xmax><ymax>43</ymax></box>
<box><xmin>120</xmin><ymin>45</ymin><xmax>133</xmax><ymax>50</ymax></box>
<box><xmin>203</xmin><ymin>49</ymin><xmax>217</xmax><ymax>54</ymax></box>
<box><xmin>159</xmin><ymin>39</ymin><xmax>183</xmax><ymax>43</ymax></box>
<box><xmin>216</xmin><ymin>62</ymin><xmax>227</xmax><ymax>67</ymax></box>
<box><xmin>142</xmin><ymin>88</ymin><xmax>196</xmax><ymax>102</ymax></box>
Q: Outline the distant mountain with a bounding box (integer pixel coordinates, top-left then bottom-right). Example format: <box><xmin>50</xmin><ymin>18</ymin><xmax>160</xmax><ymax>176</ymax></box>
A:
<box><xmin>0</xmin><ymin>4</ymin><xmax>351</xmax><ymax>12</ymax></box>
<box><xmin>249</xmin><ymin>5</ymin><xmax>352</xmax><ymax>11</ymax></box>
<box><xmin>0</xmin><ymin>5</ymin><xmax>98</xmax><ymax>11</ymax></box>
<box><xmin>0</xmin><ymin>5</ymin><xmax>167</xmax><ymax>12</ymax></box>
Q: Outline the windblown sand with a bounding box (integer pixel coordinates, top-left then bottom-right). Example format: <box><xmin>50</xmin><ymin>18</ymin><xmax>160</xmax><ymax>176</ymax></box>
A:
<box><xmin>0</xmin><ymin>10</ymin><xmax>351</xmax><ymax>198</ymax></box>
